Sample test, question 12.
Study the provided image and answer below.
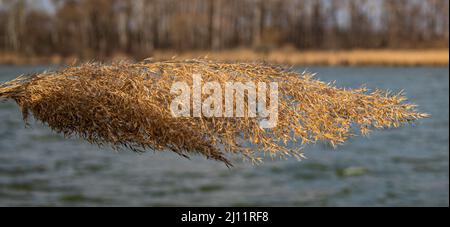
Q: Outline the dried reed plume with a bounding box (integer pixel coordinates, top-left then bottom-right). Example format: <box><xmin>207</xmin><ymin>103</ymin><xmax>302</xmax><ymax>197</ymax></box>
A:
<box><xmin>0</xmin><ymin>60</ymin><xmax>428</xmax><ymax>166</ymax></box>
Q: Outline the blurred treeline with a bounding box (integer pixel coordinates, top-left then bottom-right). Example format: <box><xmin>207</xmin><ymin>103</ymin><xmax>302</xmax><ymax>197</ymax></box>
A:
<box><xmin>0</xmin><ymin>0</ymin><xmax>448</xmax><ymax>59</ymax></box>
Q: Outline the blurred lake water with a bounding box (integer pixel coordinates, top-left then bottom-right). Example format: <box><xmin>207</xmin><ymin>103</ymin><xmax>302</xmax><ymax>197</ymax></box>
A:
<box><xmin>0</xmin><ymin>65</ymin><xmax>448</xmax><ymax>206</ymax></box>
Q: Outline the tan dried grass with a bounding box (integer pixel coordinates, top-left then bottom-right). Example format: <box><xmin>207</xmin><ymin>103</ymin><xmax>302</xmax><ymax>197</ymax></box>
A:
<box><xmin>0</xmin><ymin>59</ymin><xmax>429</xmax><ymax>166</ymax></box>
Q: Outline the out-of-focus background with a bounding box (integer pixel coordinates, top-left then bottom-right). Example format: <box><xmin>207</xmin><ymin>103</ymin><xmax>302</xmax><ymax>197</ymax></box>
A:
<box><xmin>0</xmin><ymin>0</ymin><xmax>448</xmax><ymax>207</ymax></box>
<box><xmin>0</xmin><ymin>0</ymin><xmax>448</xmax><ymax>65</ymax></box>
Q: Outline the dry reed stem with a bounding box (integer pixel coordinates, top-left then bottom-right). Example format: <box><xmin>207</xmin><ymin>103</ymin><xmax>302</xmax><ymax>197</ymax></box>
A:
<box><xmin>0</xmin><ymin>59</ymin><xmax>429</xmax><ymax>166</ymax></box>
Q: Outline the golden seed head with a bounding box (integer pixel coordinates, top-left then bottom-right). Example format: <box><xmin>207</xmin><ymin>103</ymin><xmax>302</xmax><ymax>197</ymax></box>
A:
<box><xmin>0</xmin><ymin>60</ymin><xmax>429</xmax><ymax>166</ymax></box>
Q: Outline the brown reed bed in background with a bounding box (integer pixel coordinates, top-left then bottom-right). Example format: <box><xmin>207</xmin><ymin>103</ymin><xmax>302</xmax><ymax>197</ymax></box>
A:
<box><xmin>151</xmin><ymin>49</ymin><xmax>450</xmax><ymax>66</ymax></box>
<box><xmin>1</xmin><ymin>49</ymin><xmax>448</xmax><ymax>66</ymax></box>
<box><xmin>0</xmin><ymin>59</ymin><xmax>429</xmax><ymax>166</ymax></box>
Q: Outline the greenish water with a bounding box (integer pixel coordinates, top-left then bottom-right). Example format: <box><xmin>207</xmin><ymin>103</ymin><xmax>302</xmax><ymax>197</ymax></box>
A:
<box><xmin>0</xmin><ymin>65</ymin><xmax>448</xmax><ymax>207</ymax></box>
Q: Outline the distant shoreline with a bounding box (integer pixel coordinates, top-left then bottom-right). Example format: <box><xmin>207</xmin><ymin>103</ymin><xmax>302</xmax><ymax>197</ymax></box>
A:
<box><xmin>1</xmin><ymin>49</ymin><xmax>448</xmax><ymax>67</ymax></box>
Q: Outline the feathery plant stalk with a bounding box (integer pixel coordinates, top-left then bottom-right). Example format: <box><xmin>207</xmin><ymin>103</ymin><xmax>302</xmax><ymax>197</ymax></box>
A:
<box><xmin>0</xmin><ymin>60</ymin><xmax>429</xmax><ymax>166</ymax></box>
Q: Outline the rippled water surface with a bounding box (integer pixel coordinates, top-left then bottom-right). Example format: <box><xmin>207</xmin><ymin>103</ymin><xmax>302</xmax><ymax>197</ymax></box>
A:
<box><xmin>0</xmin><ymin>65</ymin><xmax>448</xmax><ymax>206</ymax></box>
